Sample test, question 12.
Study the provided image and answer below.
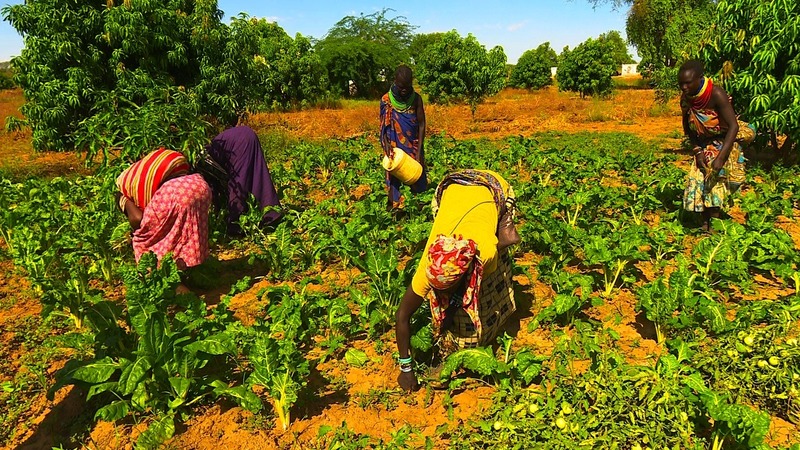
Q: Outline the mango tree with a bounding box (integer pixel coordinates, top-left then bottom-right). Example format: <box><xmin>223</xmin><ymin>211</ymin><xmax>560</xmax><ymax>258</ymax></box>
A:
<box><xmin>696</xmin><ymin>0</ymin><xmax>800</xmax><ymax>155</ymax></box>
<box><xmin>2</xmin><ymin>0</ymin><xmax>329</xmax><ymax>162</ymax></box>
<box><xmin>510</xmin><ymin>42</ymin><xmax>557</xmax><ymax>90</ymax></box>
<box><xmin>416</xmin><ymin>30</ymin><xmax>507</xmax><ymax>117</ymax></box>
<box><xmin>557</xmin><ymin>37</ymin><xmax>616</xmax><ymax>98</ymax></box>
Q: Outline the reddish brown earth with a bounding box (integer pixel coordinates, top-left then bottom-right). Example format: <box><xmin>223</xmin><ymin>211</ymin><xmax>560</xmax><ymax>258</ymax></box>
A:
<box><xmin>1</xmin><ymin>82</ymin><xmax>798</xmax><ymax>449</ymax></box>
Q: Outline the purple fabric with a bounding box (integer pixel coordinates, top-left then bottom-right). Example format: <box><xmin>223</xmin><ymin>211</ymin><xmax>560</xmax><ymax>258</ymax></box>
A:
<box><xmin>206</xmin><ymin>126</ymin><xmax>282</xmax><ymax>230</ymax></box>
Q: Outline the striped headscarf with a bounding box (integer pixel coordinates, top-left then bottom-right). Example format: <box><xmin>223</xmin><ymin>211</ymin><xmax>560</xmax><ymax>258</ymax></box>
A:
<box><xmin>426</xmin><ymin>234</ymin><xmax>483</xmax><ymax>335</ymax></box>
<box><xmin>116</xmin><ymin>148</ymin><xmax>190</xmax><ymax>210</ymax></box>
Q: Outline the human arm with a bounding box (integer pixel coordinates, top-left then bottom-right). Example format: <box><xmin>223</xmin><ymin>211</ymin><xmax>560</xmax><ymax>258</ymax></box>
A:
<box><xmin>416</xmin><ymin>95</ymin><xmax>426</xmax><ymax>155</ymax></box>
<box><xmin>117</xmin><ymin>194</ymin><xmax>143</xmax><ymax>230</ymax></box>
<box><xmin>710</xmin><ymin>87</ymin><xmax>740</xmax><ymax>172</ymax></box>
<box><xmin>379</xmin><ymin>99</ymin><xmax>391</xmax><ymax>153</ymax></box>
<box><xmin>681</xmin><ymin>98</ymin><xmax>706</xmax><ymax>170</ymax></box>
<box><xmin>395</xmin><ymin>284</ymin><xmax>424</xmax><ymax>391</ymax></box>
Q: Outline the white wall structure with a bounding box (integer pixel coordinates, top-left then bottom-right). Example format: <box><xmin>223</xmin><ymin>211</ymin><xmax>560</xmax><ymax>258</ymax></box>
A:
<box><xmin>550</xmin><ymin>66</ymin><xmax>557</xmax><ymax>78</ymax></box>
<box><xmin>621</xmin><ymin>64</ymin><xmax>639</xmax><ymax>76</ymax></box>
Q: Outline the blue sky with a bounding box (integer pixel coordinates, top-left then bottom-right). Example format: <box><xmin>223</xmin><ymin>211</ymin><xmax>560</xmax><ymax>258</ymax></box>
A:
<box><xmin>0</xmin><ymin>0</ymin><xmax>636</xmax><ymax>63</ymax></box>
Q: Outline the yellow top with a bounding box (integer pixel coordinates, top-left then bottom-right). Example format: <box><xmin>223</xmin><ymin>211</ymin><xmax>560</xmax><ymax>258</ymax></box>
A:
<box><xmin>411</xmin><ymin>170</ymin><xmax>510</xmax><ymax>298</ymax></box>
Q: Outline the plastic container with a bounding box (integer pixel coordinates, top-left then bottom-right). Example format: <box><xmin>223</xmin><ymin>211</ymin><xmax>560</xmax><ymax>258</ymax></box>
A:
<box><xmin>382</xmin><ymin>148</ymin><xmax>422</xmax><ymax>185</ymax></box>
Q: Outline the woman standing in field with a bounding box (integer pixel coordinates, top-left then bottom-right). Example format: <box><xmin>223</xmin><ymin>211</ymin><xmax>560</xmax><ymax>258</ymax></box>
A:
<box><xmin>678</xmin><ymin>59</ymin><xmax>755</xmax><ymax>231</ymax></box>
<box><xmin>204</xmin><ymin>125</ymin><xmax>283</xmax><ymax>235</ymax></box>
<box><xmin>394</xmin><ymin>169</ymin><xmax>519</xmax><ymax>391</ymax></box>
<box><xmin>116</xmin><ymin>148</ymin><xmax>212</xmax><ymax>270</ymax></box>
<box><xmin>380</xmin><ymin>65</ymin><xmax>428</xmax><ymax>211</ymax></box>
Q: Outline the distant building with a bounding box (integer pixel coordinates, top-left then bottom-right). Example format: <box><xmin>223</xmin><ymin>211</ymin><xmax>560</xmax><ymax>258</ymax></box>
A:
<box><xmin>550</xmin><ymin>66</ymin><xmax>557</xmax><ymax>78</ymax></box>
<box><xmin>621</xmin><ymin>64</ymin><xmax>639</xmax><ymax>76</ymax></box>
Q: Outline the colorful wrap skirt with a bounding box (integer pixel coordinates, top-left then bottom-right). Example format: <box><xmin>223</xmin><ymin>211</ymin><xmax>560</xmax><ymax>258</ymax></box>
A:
<box><xmin>683</xmin><ymin>121</ymin><xmax>755</xmax><ymax>212</ymax></box>
<box><xmin>133</xmin><ymin>173</ymin><xmax>212</xmax><ymax>270</ymax></box>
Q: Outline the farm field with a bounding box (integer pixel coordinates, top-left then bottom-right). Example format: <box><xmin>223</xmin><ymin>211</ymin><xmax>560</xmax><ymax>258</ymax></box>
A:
<box><xmin>1</xmin><ymin>81</ymin><xmax>800</xmax><ymax>450</ymax></box>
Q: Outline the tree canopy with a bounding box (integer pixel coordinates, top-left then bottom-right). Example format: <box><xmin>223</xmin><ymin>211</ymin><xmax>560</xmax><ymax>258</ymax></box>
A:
<box><xmin>597</xmin><ymin>30</ymin><xmax>636</xmax><ymax>74</ymax></box>
<box><xmin>696</xmin><ymin>0</ymin><xmax>800</xmax><ymax>154</ymax></box>
<box><xmin>587</xmin><ymin>0</ymin><xmax>714</xmax><ymax>72</ymax></box>
<box><xmin>1</xmin><ymin>1</ymin><xmax>329</xmax><ymax>159</ymax></box>
<box><xmin>315</xmin><ymin>8</ymin><xmax>415</xmax><ymax>98</ymax></box>
<box><xmin>626</xmin><ymin>0</ymin><xmax>714</xmax><ymax>71</ymax></box>
<box><xmin>415</xmin><ymin>30</ymin><xmax>507</xmax><ymax>116</ymax></box>
<box><xmin>557</xmin><ymin>37</ymin><xmax>616</xmax><ymax>98</ymax></box>
<box><xmin>408</xmin><ymin>32</ymin><xmax>447</xmax><ymax>67</ymax></box>
<box><xmin>510</xmin><ymin>42</ymin><xmax>557</xmax><ymax>90</ymax></box>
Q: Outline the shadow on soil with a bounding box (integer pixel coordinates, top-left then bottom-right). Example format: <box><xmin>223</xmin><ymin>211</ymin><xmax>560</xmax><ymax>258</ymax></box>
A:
<box><xmin>17</xmin><ymin>386</ymin><xmax>90</xmax><ymax>450</ymax></box>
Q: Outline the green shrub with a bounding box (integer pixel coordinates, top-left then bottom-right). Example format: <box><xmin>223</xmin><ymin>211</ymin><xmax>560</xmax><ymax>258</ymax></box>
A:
<box><xmin>416</xmin><ymin>30</ymin><xmax>507</xmax><ymax>116</ymax></box>
<box><xmin>557</xmin><ymin>37</ymin><xmax>616</xmax><ymax>98</ymax></box>
<box><xmin>510</xmin><ymin>43</ymin><xmax>556</xmax><ymax>90</ymax></box>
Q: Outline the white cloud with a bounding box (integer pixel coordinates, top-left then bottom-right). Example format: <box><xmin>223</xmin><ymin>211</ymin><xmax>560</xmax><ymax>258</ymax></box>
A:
<box><xmin>507</xmin><ymin>21</ymin><xmax>527</xmax><ymax>32</ymax></box>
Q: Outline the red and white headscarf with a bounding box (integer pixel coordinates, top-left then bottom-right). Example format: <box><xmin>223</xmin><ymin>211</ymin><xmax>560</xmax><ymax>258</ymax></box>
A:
<box><xmin>426</xmin><ymin>234</ymin><xmax>483</xmax><ymax>334</ymax></box>
<box><xmin>116</xmin><ymin>148</ymin><xmax>190</xmax><ymax>210</ymax></box>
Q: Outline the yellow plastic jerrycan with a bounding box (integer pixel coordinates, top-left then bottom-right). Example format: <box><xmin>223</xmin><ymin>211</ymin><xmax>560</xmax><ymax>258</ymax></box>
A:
<box><xmin>382</xmin><ymin>147</ymin><xmax>423</xmax><ymax>185</ymax></box>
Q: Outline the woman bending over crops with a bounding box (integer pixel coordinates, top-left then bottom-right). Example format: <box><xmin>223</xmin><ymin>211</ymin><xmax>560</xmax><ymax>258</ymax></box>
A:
<box><xmin>380</xmin><ymin>65</ymin><xmax>427</xmax><ymax>211</ymax></box>
<box><xmin>678</xmin><ymin>59</ymin><xmax>755</xmax><ymax>231</ymax></box>
<box><xmin>204</xmin><ymin>125</ymin><xmax>282</xmax><ymax>235</ymax></box>
<box><xmin>394</xmin><ymin>170</ymin><xmax>519</xmax><ymax>391</ymax></box>
<box><xmin>116</xmin><ymin>148</ymin><xmax>211</xmax><ymax>270</ymax></box>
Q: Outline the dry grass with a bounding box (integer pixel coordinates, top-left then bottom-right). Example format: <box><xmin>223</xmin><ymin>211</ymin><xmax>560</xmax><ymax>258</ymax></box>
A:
<box><xmin>248</xmin><ymin>84</ymin><xmax>682</xmax><ymax>143</ymax></box>
<box><xmin>0</xmin><ymin>81</ymin><xmax>685</xmax><ymax>179</ymax></box>
<box><xmin>0</xmin><ymin>88</ymin><xmax>88</xmax><ymax>179</ymax></box>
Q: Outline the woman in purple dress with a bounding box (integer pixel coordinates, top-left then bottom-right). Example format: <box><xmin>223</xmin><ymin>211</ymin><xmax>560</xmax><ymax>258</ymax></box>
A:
<box><xmin>205</xmin><ymin>126</ymin><xmax>282</xmax><ymax>234</ymax></box>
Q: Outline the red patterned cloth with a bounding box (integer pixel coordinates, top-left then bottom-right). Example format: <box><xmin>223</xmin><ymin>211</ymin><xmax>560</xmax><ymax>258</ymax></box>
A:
<box><xmin>132</xmin><ymin>173</ymin><xmax>211</xmax><ymax>270</ymax></box>
<box><xmin>425</xmin><ymin>234</ymin><xmax>483</xmax><ymax>335</ymax></box>
<box><xmin>116</xmin><ymin>148</ymin><xmax>190</xmax><ymax>210</ymax></box>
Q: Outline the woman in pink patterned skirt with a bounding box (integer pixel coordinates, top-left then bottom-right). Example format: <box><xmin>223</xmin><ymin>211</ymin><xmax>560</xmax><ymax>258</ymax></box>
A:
<box><xmin>117</xmin><ymin>149</ymin><xmax>212</xmax><ymax>270</ymax></box>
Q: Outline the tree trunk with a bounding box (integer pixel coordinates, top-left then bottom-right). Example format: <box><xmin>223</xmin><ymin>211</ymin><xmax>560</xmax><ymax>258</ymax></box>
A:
<box><xmin>780</xmin><ymin>136</ymin><xmax>794</xmax><ymax>154</ymax></box>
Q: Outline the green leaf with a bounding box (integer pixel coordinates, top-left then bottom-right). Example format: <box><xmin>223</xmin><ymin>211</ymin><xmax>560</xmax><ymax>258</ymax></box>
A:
<box><xmin>683</xmin><ymin>372</ymin><xmax>709</xmax><ymax>395</ymax></box>
<box><xmin>118</xmin><ymin>357</ymin><xmax>152</xmax><ymax>396</ymax></box>
<box><xmin>83</xmin><ymin>300</ymin><xmax>123</xmax><ymax>332</ymax></box>
<box><xmin>95</xmin><ymin>400</ymin><xmax>130</xmax><ymax>422</ymax></box>
<box><xmin>86</xmin><ymin>381</ymin><xmax>118</xmax><ymax>401</ymax></box>
<box><xmin>142</xmin><ymin>313</ymin><xmax>168</xmax><ymax>358</ymax></box>
<box><xmin>212</xmin><ymin>383</ymin><xmax>263</xmax><ymax>413</ymax></box>
<box><xmin>71</xmin><ymin>356</ymin><xmax>118</xmax><ymax>384</ymax></box>
<box><xmin>673</xmin><ymin>339</ymin><xmax>694</xmax><ymax>363</ymax></box>
<box><xmin>701</xmin><ymin>301</ymin><xmax>730</xmax><ymax>333</ymax></box>
<box><xmin>410</xmin><ymin>323</ymin><xmax>434</xmax><ymax>353</ymax></box>
<box><xmin>513</xmin><ymin>350</ymin><xmax>544</xmax><ymax>384</ymax></box>
<box><xmin>656</xmin><ymin>354</ymin><xmax>679</xmax><ymax>376</ymax></box>
<box><xmin>135</xmin><ymin>414</ymin><xmax>176</xmax><ymax>450</ymax></box>
<box><xmin>184</xmin><ymin>332</ymin><xmax>235</xmax><ymax>356</ymax></box>
<box><xmin>168</xmin><ymin>376</ymin><xmax>191</xmax><ymax>400</ymax></box>
<box><xmin>440</xmin><ymin>347</ymin><xmax>501</xmax><ymax>381</ymax></box>
<box><xmin>344</xmin><ymin>348</ymin><xmax>369</xmax><ymax>367</ymax></box>
<box><xmin>553</xmin><ymin>294</ymin><xmax>578</xmax><ymax>315</ymax></box>
<box><xmin>131</xmin><ymin>380</ymin><xmax>150</xmax><ymax>412</ymax></box>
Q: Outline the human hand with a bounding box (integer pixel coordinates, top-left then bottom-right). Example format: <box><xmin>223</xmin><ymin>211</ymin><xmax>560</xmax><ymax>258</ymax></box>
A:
<box><xmin>694</xmin><ymin>152</ymin><xmax>707</xmax><ymax>171</ymax></box>
<box><xmin>710</xmin><ymin>157</ymin><xmax>725</xmax><ymax>173</ymax></box>
<box><xmin>397</xmin><ymin>370</ymin><xmax>418</xmax><ymax>392</ymax></box>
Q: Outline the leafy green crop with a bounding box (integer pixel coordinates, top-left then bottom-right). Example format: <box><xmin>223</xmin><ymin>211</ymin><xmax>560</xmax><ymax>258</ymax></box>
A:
<box><xmin>48</xmin><ymin>253</ymin><xmax>255</xmax><ymax>448</ymax></box>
